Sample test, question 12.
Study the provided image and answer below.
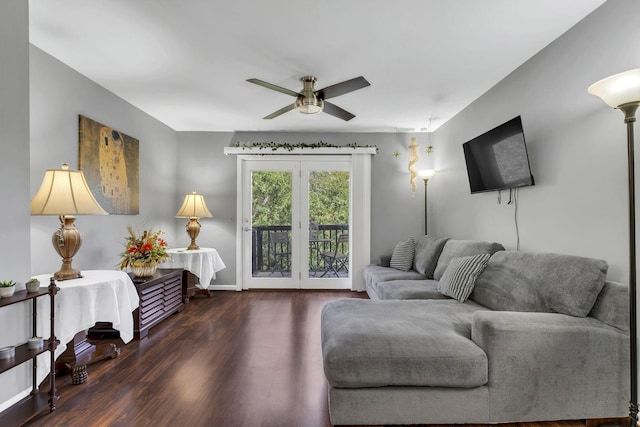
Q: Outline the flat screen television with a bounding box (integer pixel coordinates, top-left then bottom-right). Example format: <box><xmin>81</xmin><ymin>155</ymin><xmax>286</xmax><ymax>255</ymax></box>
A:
<box><xmin>462</xmin><ymin>116</ymin><xmax>535</xmax><ymax>194</ymax></box>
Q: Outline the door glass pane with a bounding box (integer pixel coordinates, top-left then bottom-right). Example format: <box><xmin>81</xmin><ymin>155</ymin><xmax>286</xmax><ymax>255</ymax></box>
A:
<box><xmin>308</xmin><ymin>171</ymin><xmax>350</xmax><ymax>278</ymax></box>
<box><xmin>251</xmin><ymin>171</ymin><xmax>292</xmax><ymax>278</ymax></box>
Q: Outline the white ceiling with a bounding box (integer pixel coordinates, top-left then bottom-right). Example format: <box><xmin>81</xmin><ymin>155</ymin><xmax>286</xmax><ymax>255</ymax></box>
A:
<box><xmin>28</xmin><ymin>0</ymin><xmax>606</xmax><ymax>133</ymax></box>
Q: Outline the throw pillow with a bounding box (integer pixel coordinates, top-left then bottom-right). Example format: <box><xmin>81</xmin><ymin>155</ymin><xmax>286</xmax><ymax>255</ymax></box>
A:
<box><xmin>389</xmin><ymin>237</ymin><xmax>416</xmax><ymax>272</ymax></box>
<box><xmin>437</xmin><ymin>253</ymin><xmax>491</xmax><ymax>302</ymax></box>
<box><xmin>414</xmin><ymin>235</ymin><xmax>449</xmax><ymax>278</ymax></box>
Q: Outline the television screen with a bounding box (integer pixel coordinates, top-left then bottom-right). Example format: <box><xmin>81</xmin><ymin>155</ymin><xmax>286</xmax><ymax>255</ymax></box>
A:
<box><xmin>462</xmin><ymin>116</ymin><xmax>535</xmax><ymax>194</ymax></box>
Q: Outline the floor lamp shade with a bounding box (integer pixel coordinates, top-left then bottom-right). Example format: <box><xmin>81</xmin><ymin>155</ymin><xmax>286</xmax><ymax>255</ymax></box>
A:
<box><xmin>589</xmin><ymin>68</ymin><xmax>640</xmax><ymax>427</ymax></box>
<box><xmin>30</xmin><ymin>163</ymin><xmax>108</xmax><ymax>281</ymax></box>
<box><xmin>176</xmin><ymin>192</ymin><xmax>213</xmax><ymax>250</ymax></box>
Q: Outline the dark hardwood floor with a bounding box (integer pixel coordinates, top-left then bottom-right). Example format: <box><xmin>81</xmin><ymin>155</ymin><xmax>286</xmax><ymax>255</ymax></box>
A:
<box><xmin>24</xmin><ymin>290</ymin><xmax>592</xmax><ymax>427</ymax></box>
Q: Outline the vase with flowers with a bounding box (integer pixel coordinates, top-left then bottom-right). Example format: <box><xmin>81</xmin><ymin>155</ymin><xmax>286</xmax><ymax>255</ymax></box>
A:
<box><xmin>119</xmin><ymin>226</ymin><xmax>169</xmax><ymax>278</ymax></box>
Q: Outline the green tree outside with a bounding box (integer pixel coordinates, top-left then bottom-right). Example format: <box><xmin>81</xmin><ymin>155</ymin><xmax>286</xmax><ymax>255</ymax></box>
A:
<box><xmin>252</xmin><ymin>171</ymin><xmax>350</xmax><ymax>227</ymax></box>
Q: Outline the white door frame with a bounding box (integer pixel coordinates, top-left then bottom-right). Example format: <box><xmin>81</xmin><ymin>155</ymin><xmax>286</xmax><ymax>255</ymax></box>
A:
<box><xmin>233</xmin><ymin>153</ymin><xmax>371</xmax><ymax>291</ymax></box>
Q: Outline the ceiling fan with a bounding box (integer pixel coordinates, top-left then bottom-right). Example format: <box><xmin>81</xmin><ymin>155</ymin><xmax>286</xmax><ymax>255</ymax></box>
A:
<box><xmin>247</xmin><ymin>75</ymin><xmax>370</xmax><ymax>121</ymax></box>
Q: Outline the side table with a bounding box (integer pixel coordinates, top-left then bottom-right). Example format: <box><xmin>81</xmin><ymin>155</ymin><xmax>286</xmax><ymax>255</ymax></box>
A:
<box><xmin>165</xmin><ymin>248</ymin><xmax>226</xmax><ymax>303</ymax></box>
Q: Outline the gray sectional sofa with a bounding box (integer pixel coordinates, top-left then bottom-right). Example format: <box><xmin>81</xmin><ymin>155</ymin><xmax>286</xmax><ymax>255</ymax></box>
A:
<box><xmin>321</xmin><ymin>236</ymin><xmax>629</xmax><ymax>426</ymax></box>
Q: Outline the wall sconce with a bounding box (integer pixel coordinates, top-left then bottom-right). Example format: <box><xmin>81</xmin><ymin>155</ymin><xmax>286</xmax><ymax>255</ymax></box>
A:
<box><xmin>408</xmin><ymin>137</ymin><xmax>419</xmax><ymax>197</ymax></box>
<box><xmin>30</xmin><ymin>163</ymin><xmax>108</xmax><ymax>280</ymax></box>
<box><xmin>176</xmin><ymin>191</ymin><xmax>213</xmax><ymax>250</ymax></box>
<box><xmin>418</xmin><ymin>169</ymin><xmax>436</xmax><ymax>235</ymax></box>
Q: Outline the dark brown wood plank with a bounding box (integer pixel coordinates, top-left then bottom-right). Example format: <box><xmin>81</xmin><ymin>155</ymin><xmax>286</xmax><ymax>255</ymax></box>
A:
<box><xmin>23</xmin><ymin>290</ymin><xmax>590</xmax><ymax>427</ymax></box>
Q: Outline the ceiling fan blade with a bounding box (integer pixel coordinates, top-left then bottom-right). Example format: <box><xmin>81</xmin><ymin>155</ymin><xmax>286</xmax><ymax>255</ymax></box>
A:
<box><xmin>317</xmin><ymin>76</ymin><xmax>370</xmax><ymax>100</ymax></box>
<box><xmin>322</xmin><ymin>101</ymin><xmax>355</xmax><ymax>121</ymax></box>
<box><xmin>263</xmin><ymin>104</ymin><xmax>295</xmax><ymax>119</ymax></box>
<box><xmin>247</xmin><ymin>78</ymin><xmax>300</xmax><ymax>97</ymax></box>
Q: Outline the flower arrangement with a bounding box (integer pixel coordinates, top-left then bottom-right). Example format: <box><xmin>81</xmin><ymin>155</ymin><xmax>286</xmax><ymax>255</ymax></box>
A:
<box><xmin>118</xmin><ymin>226</ymin><xmax>169</xmax><ymax>271</ymax></box>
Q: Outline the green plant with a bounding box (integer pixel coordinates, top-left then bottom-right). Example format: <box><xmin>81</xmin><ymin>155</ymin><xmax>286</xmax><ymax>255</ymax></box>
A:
<box><xmin>27</xmin><ymin>278</ymin><xmax>38</xmax><ymax>284</ymax></box>
<box><xmin>0</xmin><ymin>280</ymin><xmax>16</xmax><ymax>288</ymax></box>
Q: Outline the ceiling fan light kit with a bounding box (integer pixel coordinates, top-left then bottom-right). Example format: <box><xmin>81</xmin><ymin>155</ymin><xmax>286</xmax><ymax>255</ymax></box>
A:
<box><xmin>247</xmin><ymin>75</ymin><xmax>370</xmax><ymax>121</ymax></box>
<box><xmin>295</xmin><ymin>77</ymin><xmax>324</xmax><ymax>114</ymax></box>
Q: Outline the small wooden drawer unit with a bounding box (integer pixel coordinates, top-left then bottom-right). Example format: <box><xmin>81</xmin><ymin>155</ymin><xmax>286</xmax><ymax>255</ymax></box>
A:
<box><xmin>131</xmin><ymin>269</ymin><xmax>184</xmax><ymax>339</ymax></box>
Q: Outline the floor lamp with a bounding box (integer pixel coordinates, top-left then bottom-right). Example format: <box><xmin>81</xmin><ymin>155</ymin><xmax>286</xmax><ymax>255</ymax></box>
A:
<box><xmin>418</xmin><ymin>170</ymin><xmax>436</xmax><ymax>235</ymax></box>
<box><xmin>589</xmin><ymin>68</ymin><xmax>640</xmax><ymax>427</ymax></box>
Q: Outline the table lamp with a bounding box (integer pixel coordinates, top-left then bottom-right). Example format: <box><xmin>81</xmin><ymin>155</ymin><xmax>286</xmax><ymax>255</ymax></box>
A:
<box><xmin>176</xmin><ymin>191</ymin><xmax>213</xmax><ymax>250</ymax></box>
<box><xmin>30</xmin><ymin>163</ymin><xmax>108</xmax><ymax>280</ymax></box>
<box><xmin>588</xmin><ymin>68</ymin><xmax>640</xmax><ymax>427</ymax></box>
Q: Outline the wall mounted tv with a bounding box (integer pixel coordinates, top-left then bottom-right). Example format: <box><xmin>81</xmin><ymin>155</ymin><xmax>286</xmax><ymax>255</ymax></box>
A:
<box><xmin>462</xmin><ymin>116</ymin><xmax>535</xmax><ymax>194</ymax></box>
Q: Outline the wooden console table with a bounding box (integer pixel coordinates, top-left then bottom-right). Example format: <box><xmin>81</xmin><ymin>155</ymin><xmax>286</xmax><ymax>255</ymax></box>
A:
<box><xmin>165</xmin><ymin>248</ymin><xmax>226</xmax><ymax>302</ymax></box>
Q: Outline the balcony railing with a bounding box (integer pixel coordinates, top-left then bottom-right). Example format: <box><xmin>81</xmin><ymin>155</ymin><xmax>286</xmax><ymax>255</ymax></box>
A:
<box><xmin>251</xmin><ymin>224</ymin><xmax>348</xmax><ymax>276</ymax></box>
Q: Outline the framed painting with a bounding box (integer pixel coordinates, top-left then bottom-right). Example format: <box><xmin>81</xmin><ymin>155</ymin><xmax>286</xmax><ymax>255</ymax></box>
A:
<box><xmin>78</xmin><ymin>115</ymin><xmax>140</xmax><ymax>215</ymax></box>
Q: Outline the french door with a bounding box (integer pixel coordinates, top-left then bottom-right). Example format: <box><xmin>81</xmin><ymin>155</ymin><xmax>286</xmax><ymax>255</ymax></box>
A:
<box><xmin>241</xmin><ymin>158</ymin><xmax>351</xmax><ymax>289</ymax></box>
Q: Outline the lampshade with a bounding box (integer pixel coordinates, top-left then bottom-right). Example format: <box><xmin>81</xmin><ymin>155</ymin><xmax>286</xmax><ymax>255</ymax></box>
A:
<box><xmin>31</xmin><ymin>163</ymin><xmax>108</xmax><ymax>216</ymax></box>
<box><xmin>418</xmin><ymin>169</ymin><xmax>436</xmax><ymax>180</ymax></box>
<box><xmin>588</xmin><ymin>68</ymin><xmax>640</xmax><ymax>107</ymax></box>
<box><xmin>176</xmin><ymin>192</ymin><xmax>213</xmax><ymax>218</ymax></box>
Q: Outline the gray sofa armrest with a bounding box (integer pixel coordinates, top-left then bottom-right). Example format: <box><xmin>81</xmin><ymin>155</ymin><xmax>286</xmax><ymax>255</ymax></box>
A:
<box><xmin>471</xmin><ymin>310</ymin><xmax>628</xmax><ymax>421</ymax></box>
<box><xmin>379</xmin><ymin>255</ymin><xmax>391</xmax><ymax>267</ymax></box>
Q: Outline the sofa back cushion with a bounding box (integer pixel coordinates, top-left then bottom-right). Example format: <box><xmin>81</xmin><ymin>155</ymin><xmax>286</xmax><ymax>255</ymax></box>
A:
<box><xmin>471</xmin><ymin>251</ymin><xmax>608</xmax><ymax>317</ymax></box>
<box><xmin>589</xmin><ymin>281</ymin><xmax>628</xmax><ymax>331</ymax></box>
<box><xmin>433</xmin><ymin>239</ymin><xmax>505</xmax><ymax>281</ymax></box>
<box><xmin>414</xmin><ymin>235</ymin><xmax>449</xmax><ymax>278</ymax></box>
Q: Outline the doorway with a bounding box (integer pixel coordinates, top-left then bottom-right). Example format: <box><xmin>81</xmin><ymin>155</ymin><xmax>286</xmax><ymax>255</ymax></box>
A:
<box><xmin>241</xmin><ymin>158</ymin><xmax>351</xmax><ymax>289</ymax></box>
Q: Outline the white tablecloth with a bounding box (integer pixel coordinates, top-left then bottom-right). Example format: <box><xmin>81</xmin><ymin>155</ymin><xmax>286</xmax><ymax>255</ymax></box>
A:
<box><xmin>34</xmin><ymin>270</ymin><xmax>140</xmax><ymax>383</ymax></box>
<box><xmin>165</xmin><ymin>248</ymin><xmax>226</xmax><ymax>289</ymax></box>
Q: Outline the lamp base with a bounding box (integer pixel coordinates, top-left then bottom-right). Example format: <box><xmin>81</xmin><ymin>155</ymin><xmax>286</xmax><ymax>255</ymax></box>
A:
<box><xmin>54</xmin><ymin>267</ymin><xmax>82</xmax><ymax>281</ymax></box>
<box><xmin>185</xmin><ymin>217</ymin><xmax>202</xmax><ymax>250</ymax></box>
<box><xmin>52</xmin><ymin>216</ymin><xmax>84</xmax><ymax>281</ymax></box>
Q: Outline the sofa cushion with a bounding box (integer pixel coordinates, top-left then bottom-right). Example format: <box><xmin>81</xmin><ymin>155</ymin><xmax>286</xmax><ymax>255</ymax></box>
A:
<box><xmin>390</xmin><ymin>236</ymin><xmax>416</xmax><ymax>271</ymax></box>
<box><xmin>371</xmin><ymin>279</ymin><xmax>446</xmax><ymax>300</ymax></box>
<box><xmin>438</xmin><ymin>253</ymin><xmax>491</xmax><ymax>302</ymax></box>
<box><xmin>433</xmin><ymin>240</ymin><xmax>505</xmax><ymax>281</ymax></box>
<box><xmin>321</xmin><ymin>299</ymin><xmax>489</xmax><ymax>388</ymax></box>
<box><xmin>363</xmin><ymin>264</ymin><xmax>426</xmax><ymax>292</ymax></box>
<box><xmin>414</xmin><ymin>235</ymin><xmax>449</xmax><ymax>278</ymax></box>
<box><xmin>472</xmin><ymin>251</ymin><xmax>608</xmax><ymax>317</ymax></box>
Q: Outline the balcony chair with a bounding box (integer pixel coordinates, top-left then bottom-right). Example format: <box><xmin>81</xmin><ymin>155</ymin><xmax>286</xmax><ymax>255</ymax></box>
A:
<box><xmin>320</xmin><ymin>233</ymin><xmax>349</xmax><ymax>277</ymax></box>
<box><xmin>269</xmin><ymin>231</ymin><xmax>291</xmax><ymax>276</ymax></box>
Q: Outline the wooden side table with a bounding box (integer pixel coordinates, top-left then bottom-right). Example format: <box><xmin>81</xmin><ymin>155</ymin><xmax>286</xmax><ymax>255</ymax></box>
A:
<box><xmin>32</xmin><ymin>270</ymin><xmax>139</xmax><ymax>383</ymax></box>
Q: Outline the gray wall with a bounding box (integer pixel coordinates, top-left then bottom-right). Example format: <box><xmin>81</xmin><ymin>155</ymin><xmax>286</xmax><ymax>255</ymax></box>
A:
<box><xmin>30</xmin><ymin>46</ymin><xmax>180</xmax><ymax>275</ymax></box>
<box><xmin>431</xmin><ymin>0</ymin><xmax>638</xmax><ymax>285</ymax></box>
<box><xmin>0</xmin><ymin>0</ymin><xmax>33</xmax><ymax>410</ymax></box>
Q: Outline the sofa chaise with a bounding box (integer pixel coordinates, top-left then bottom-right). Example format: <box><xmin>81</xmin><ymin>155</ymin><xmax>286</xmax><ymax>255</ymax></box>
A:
<box><xmin>321</xmin><ymin>236</ymin><xmax>629</xmax><ymax>425</ymax></box>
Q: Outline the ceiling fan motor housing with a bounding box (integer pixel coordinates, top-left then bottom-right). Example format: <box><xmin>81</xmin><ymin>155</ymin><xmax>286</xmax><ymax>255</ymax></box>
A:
<box><xmin>295</xmin><ymin>76</ymin><xmax>324</xmax><ymax>114</ymax></box>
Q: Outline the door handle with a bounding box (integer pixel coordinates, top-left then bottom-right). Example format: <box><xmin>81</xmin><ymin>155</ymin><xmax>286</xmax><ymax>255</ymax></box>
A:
<box><xmin>243</xmin><ymin>227</ymin><xmax>252</xmax><ymax>232</ymax></box>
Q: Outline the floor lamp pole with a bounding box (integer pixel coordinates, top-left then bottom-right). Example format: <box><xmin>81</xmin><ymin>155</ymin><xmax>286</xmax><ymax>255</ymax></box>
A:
<box><xmin>419</xmin><ymin>170</ymin><xmax>435</xmax><ymax>236</ymax></box>
<box><xmin>622</xmin><ymin>102</ymin><xmax>639</xmax><ymax>427</ymax></box>
<box><xmin>423</xmin><ymin>178</ymin><xmax>429</xmax><ymax>235</ymax></box>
